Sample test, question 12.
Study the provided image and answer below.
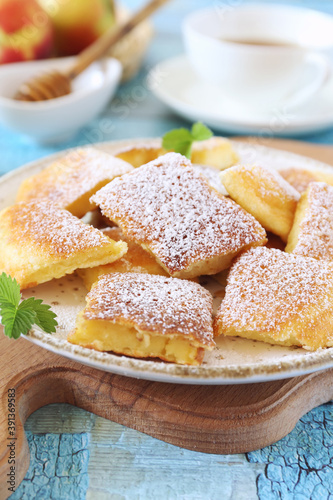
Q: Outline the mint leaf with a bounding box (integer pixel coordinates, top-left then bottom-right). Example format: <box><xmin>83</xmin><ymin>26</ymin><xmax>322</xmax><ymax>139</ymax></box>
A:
<box><xmin>162</xmin><ymin>122</ymin><xmax>214</xmax><ymax>159</ymax></box>
<box><xmin>165</xmin><ymin>139</ymin><xmax>193</xmax><ymax>159</ymax></box>
<box><xmin>177</xmin><ymin>142</ymin><xmax>193</xmax><ymax>159</ymax></box>
<box><xmin>0</xmin><ymin>300</ymin><xmax>36</xmax><ymax>339</ymax></box>
<box><xmin>191</xmin><ymin>122</ymin><xmax>213</xmax><ymax>141</ymax></box>
<box><xmin>162</xmin><ymin>128</ymin><xmax>193</xmax><ymax>158</ymax></box>
<box><xmin>22</xmin><ymin>297</ymin><xmax>58</xmax><ymax>333</ymax></box>
<box><xmin>0</xmin><ymin>273</ymin><xmax>57</xmax><ymax>339</ymax></box>
<box><xmin>0</xmin><ymin>272</ymin><xmax>20</xmax><ymax>308</ymax></box>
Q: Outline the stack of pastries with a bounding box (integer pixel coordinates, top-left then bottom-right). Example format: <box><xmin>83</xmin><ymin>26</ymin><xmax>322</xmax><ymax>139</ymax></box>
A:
<box><xmin>3</xmin><ymin>137</ymin><xmax>333</xmax><ymax>365</ymax></box>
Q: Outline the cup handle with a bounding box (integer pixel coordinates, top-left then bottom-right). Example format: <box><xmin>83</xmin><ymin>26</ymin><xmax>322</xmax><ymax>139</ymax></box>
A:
<box><xmin>283</xmin><ymin>52</ymin><xmax>330</xmax><ymax>111</ymax></box>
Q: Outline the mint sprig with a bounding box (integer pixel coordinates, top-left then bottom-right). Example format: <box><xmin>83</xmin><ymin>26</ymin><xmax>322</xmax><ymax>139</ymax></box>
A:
<box><xmin>0</xmin><ymin>273</ymin><xmax>57</xmax><ymax>339</ymax></box>
<box><xmin>162</xmin><ymin>122</ymin><xmax>213</xmax><ymax>159</ymax></box>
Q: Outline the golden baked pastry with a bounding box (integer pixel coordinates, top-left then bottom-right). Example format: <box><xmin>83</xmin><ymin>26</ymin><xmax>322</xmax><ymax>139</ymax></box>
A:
<box><xmin>77</xmin><ymin>227</ymin><xmax>168</xmax><ymax>290</ymax></box>
<box><xmin>190</xmin><ymin>137</ymin><xmax>239</xmax><ymax>170</ymax></box>
<box><xmin>286</xmin><ymin>182</ymin><xmax>333</xmax><ymax>261</ymax></box>
<box><xmin>279</xmin><ymin>168</ymin><xmax>319</xmax><ymax>194</ymax></box>
<box><xmin>0</xmin><ymin>200</ymin><xmax>127</xmax><ymax>289</ymax></box>
<box><xmin>115</xmin><ymin>141</ymin><xmax>164</xmax><ymax>168</ymax></box>
<box><xmin>215</xmin><ymin>231</ymin><xmax>285</xmax><ymax>285</ymax></box>
<box><xmin>214</xmin><ymin>247</ymin><xmax>333</xmax><ymax>350</ymax></box>
<box><xmin>16</xmin><ymin>147</ymin><xmax>133</xmax><ymax>218</ymax></box>
<box><xmin>221</xmin><ymin>164</ymin><xmax>300</xmax><ymax>242</ymax></box>
<box><xmin>280</xmin><ymin>167</ymin><xmax>333</xmax><ymax>194</ymax></box>
<box><xmin>192</xmin><ymin>164</ymin><xmax>226</xmax><ymax>194</ymax></box>
<box><xmin>92</xmin><ymin>153</ymin><xmax>267</xmax><ymax>279</ymax></box>
<box><xmin>114</xmin><ymin>137</ymin><xmax>239</xmax><ymax>170</ymax></box>
<box><xmin>68</xmin><ymin>272</ymin><xmax>215</xmax><ymax>365</ymax></box>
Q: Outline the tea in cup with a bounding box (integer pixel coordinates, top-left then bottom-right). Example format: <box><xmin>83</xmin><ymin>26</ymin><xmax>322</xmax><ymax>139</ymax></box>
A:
<box><xmin>183</xmin><ymin>4</ymin><xmax>333</xmax><ymax>110</ymax></box>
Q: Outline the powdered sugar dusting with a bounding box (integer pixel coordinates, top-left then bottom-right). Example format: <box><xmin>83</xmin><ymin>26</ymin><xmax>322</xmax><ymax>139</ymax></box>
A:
<box><xmin>6</xmin><ymin>200</ymin><xmax>113</xmax><ymax>255</ymax></box>
<box><xmin>192</xmin><ymin>164</ymin><xmax>227</xmax><ymax>194</ymax></box>
<box><xmin>279</xmin><ymin>168</ymin><xmax>318</xmax><ymax>194</ymax></box>
<box><xmin>85</xmin><ymin>272</ymin><xmax>214</xmax><ymax>346</ymax></box>
<box><xmin>216</xmin><ymin>247</ymin><xmax>333</xmax><ymax>334</ymax></box>
<box><xmin>193</xmin><ymin>136</ymin><xmax>228</xmax><ymax>151</ymax></box>
<box><xmin>18</xmin><ymin>147</ymin><xmax>133</xmax><ymax>207</ymax></box>
<box><xmin>5</xmin><ymin>138</ymin><xmax>333</xmax><ymax>383</ymax></box>
<box><xmin>293</xmin><ymin>182</ymin><xmax>333</xmax><ymax>261</ymax></box>
<box><xmin>228</xmin><ymin>164</ymin><xmax>300</xmax><ymax>201</ymax></box>
<box><xmin>92</xmin><ymin>153</ymin><xmax>266</xmax><ymax>273</ymax></box>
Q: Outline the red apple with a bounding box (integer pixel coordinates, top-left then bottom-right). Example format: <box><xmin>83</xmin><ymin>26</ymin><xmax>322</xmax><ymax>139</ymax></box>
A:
<box><xmin>0</xmin><ymin>0</ymin><xmax>54</xmax><ymax>64</ymax></box>
<box><xmin>38</xmin><ymin>0</ymin><xmax>116</xmax><ymax>57</ymax></box>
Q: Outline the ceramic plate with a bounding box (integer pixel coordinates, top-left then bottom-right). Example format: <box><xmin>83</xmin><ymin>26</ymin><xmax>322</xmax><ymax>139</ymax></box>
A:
<box><xmin>148</xmin><ymin>55</ymin><xmax>333</xmax><ymax>136</ymax></box>
<box><xmin>3</xmin><ymin>139</ymin><xmax>333</xmax><ymax>385</ymax></box>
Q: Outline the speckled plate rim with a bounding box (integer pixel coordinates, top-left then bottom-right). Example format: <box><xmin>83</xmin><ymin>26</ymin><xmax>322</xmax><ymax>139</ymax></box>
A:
<box><xmin>3</xmin><ymin>138</ymin><xmax>333</xmax><ymax>385</ymax></box>
<box><xmin>21</xmin><ymin>329</ymin><xmax>333</xmax><ymax>385</ymax></box>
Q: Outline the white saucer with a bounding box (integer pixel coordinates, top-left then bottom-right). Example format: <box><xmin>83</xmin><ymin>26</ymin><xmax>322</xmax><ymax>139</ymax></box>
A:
<box><xmin>148</xmin><ymin>55</ymin><xmax>333</xmax><ymax>136</ymax></box>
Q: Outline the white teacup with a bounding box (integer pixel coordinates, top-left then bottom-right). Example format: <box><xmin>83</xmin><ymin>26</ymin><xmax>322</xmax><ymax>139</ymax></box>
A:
<box><xmin>183</xmin><ymin>4</ymin><xmax>333</xmax><ymax>111</ymax></box>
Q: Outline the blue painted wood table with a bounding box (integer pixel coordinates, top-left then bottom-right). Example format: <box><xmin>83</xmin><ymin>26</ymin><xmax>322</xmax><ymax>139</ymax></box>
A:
<box><xmin>2</xmin><ymin>1</ymin><xmax>333</xmax><ymax>498</ymax></box>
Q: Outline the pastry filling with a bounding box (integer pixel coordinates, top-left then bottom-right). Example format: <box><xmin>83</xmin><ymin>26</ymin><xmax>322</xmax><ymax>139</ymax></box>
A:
<box><xmin>69</xmin><ymin>313</ymin><xmax>204</xmax><ymax>365</ymax></box>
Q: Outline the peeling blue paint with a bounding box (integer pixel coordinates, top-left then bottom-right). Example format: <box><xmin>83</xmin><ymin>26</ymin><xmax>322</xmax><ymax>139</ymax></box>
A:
<box><xmin>9</xmin><ymin>432</ymin><xmax>90</xmax><ymax>500</ymax></box>
<box><xmin>247</xmin><ymin>402</ymin><xmax>333</xmax><ymax>500</ymax></box>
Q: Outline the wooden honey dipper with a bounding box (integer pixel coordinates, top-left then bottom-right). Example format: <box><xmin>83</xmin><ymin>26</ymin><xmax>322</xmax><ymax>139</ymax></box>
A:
<box><xmin>15</xmin><ymin>0</ymin><xmax>169</xmax><ymax>101</ymax></box>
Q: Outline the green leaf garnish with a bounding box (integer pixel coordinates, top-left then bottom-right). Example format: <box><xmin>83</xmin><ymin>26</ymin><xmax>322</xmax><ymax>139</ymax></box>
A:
<box><xmin>191</xmin><ymin>122</ymin><xmax>213</xmax><ymax>142</ymax></box>
<box><xmin>0</xmin><ymin>273</ymin><xmax>57</xmax><ymax>339</ymax></box>
<box><xmin>0</xmin><ymin>300</ymin><xmax>36</xmax><ymax>339</ymax></box>
<box><xmin>162</xmin><ymin>128</ymin><xmax>192</xmax><ymax>153</ymax></box>
<box><xmin>20</xmin><ymin>297</ymin><xmax>57</xmax><ymax>333</ymax></box>
<box><xmin>162</xmin><ymin>122</ymin><xmax>213</xmax><ymax>159</ymax></box>
<box><xmin>0</xmin><ymin>273</ymin><xmax>21</xmax><ymax>307</ymax></box>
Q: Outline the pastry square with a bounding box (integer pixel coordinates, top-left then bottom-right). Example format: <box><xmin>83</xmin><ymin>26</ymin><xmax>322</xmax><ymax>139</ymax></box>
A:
<box><xmin>68</xmin><ymin>272</ymin><xmax>215</xmax><ymax>365</ymax></box>
<box><xmin>214</xmin><ymin>247</ymin><xmax>333</xmax><ymax>350</ymax></box>
<box><xmin>214</xmin><ymin>231</ymin><xmax>285</xmax><ymax>286</ymax></box>
<box><xmin>115</xmin><ymin>141</ymin><xmax>164</xmax><ymax>168</ymax></box>
<box><xmin>190</xmin><ymin>137</ymin><xmax>239</xmax><ymax>170</ymax></box>
<box><xmin>91</xmin><ymin>153</ymin><xmax>267</xmax><ymax>279</ymax></box>
<box><xmin>221</xmin><ymin>164</ymin><xmax>300</xmax><ymax>242</ymax></box>
<box><xmin>114</xmin><ymin>137</ymin><xmax>238</xmax><ymax>170</ymax></box>
<box><xmin>286</xmin><ymin>182</ymin><xmax>333</xmax><ymax>261</ymax></box>
<box><xmin>16</xmin><ymin>147</ymin><xmax>133</xmax><ymax>218</ymax></box>
<box><xmin>280</xmin><ymin>167</ymin><xmax>333</xmax><ymax>194</ymax></box>
<box><xmin>0</xmin><ymin>201</ymin><xmax>127</xmax><ymax>289</ymax></box>
<box><xmin>279</xmin><ymin>167</ymin><xmax>320</xmax><ymax>194</ymax></box>
<box><xmin>77</xmin><ymin>227</ymin><xmax>168</xmax><ymax>290</ymax></box>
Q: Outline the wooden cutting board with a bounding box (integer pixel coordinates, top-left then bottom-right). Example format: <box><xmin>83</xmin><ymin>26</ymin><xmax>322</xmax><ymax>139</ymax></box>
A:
<box><xmin>1</xmin><ymin>138</ymin><xmax>333</xmax><ymax>498</ymax></box>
